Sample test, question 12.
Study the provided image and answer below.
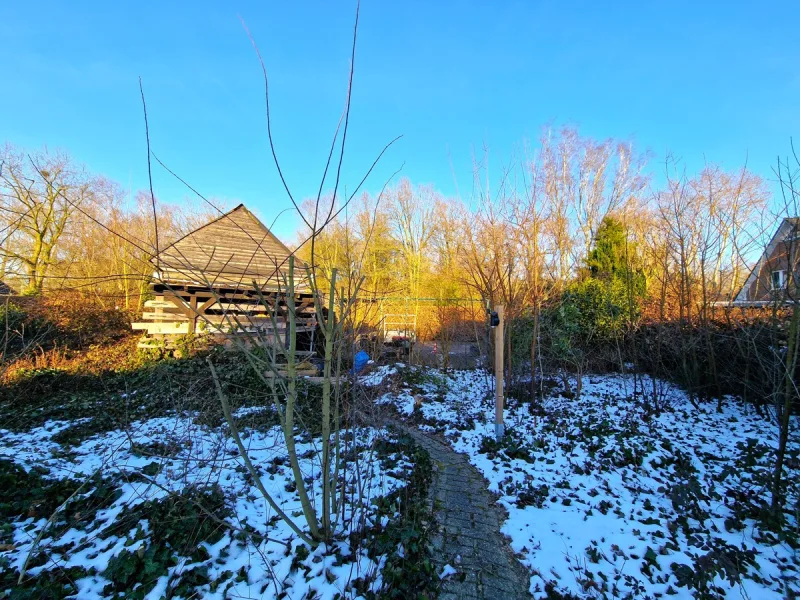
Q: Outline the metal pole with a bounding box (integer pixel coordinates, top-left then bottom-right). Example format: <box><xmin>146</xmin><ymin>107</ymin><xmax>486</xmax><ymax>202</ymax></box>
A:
<box><xmin>494</xmin><ymin>304</ymin><xmax>505</xmax><ymax>440</ymax></box>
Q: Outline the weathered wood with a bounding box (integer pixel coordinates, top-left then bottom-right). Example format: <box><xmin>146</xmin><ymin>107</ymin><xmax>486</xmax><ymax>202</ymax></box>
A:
<box><xmin>134</xmin><ymin>322</ymin><xmax>314</xmax><ymax>335</ymax></box>
<box><xmin>136</xmin><ymin>205</ymin><xmax>325</xmax><ymax>350</ymax></box>
<box><xmin>158</xmin><ymin>290</ymin><xmax>195</xmax><ymax>317</ymax></box>
<box><xmin>198</xmin><ymin>297</ymin><xmax>218</xmax><ymax>314</ymax></box>
<box><xmin>144</xmin><ymin>300</ymin><xmax>180</xmax><ymax>309</ymax></box>
<box><xmin>209</xmin><ymin>302</ymin><xmax>317</xmax><ymax>315</ymax></box>
<box><xmin>154</xmin><ymin>205</ymin><xmax>308</xmax><ymax>290</ymax></box>
<box><xmin>152</xmin><ymin>290</ymin><xmax>315</xmax><ymax>304</ymax></box>
<box><xmin>195</xmin><ymin>314</ymin><xmax>313</xmax><ymax>326</ymax></box>
<box><xmin>142</xmin><ymin>312</ymin><xmax>190</xmax><ymax>321</ymax></box>
<box><xmin>494</xmin><ymin>305</ymin><xmax>505</xmax><ymax>440</ymax></box>
<box><xmin>189</xmin><ymin>295</ymin><xmax>198</xmax><ymax>333</ymax></box>
<box><xmin>133</xmin><ymin>322</ymin><xmax>191</xmax><ymax>334</ymax></box>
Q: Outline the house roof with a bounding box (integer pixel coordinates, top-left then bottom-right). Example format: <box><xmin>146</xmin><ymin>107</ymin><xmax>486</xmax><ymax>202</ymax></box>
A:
<box><xmin>153</xmin><ymin>204</ymin><xmax>305</xmax><ymax>290</ymax></box>
<box><xmin>0</xmin><ymin>281</ymin><xmax>16</xmax><ymax>295</ymax></box>
<box><xmin>734</xmin><ymin>217</ymin><xmax>799</xmax><ymax>302</ymax></box>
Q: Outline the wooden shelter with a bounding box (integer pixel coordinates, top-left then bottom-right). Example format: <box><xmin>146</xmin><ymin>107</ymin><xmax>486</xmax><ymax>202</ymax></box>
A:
<box><xmin>133</xmin><ymin>204</ymin><xmax>318</xmax><ymax>352</ymax></box>
<box><xmin>0</xmin><ymin>281</ymin><xmax>16</xmax><ymax>296</ymax></box>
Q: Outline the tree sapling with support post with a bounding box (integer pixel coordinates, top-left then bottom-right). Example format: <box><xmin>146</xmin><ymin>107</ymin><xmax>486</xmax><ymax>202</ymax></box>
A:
<box><xmin>492</xmin><ymin>304</ymin><xmax>504</xmax><ymax>440</ymax></box>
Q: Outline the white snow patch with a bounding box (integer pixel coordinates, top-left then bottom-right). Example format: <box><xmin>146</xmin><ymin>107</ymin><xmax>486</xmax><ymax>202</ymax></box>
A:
<box><xmin>439</xmin><ymin>564</ymin><xmax>458</xmax><ymax>579</ymax></box>
<box><xmin>0</xmin><ymin>412</ymin><xmax>414</xmax><ymax>598</ymax></box>
<box><xmin>379</xmin><ymin>369</ymin><xmax>800</xmax><ymax>599</ymax></box>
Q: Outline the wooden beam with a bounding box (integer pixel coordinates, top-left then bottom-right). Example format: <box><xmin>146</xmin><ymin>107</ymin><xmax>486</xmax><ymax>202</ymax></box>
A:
<box><xmin>133</xmin><ymin>322</ymin><xmax>191</xmax><ymax>334</ymax></box>
<box><xmin>142</xmin><ymin>312</ymin><xmax>190</xmax><ymax>321</ymax></box>
<box><xmin>189</xmin><ymin>295</ymin><xmax>198</xmax><ymax>333</ymax></box>
<box><xmin>159</xmin><ymin>290</ymin><xmax>195</xmax><ymax>318</ymax></box>
<box><xmin>198</xmin><ymin>296</ymin><xmax>218</xmax><ymax>314</ymax></box>
<box><xmin>144</xmin><ymin>299</ymin><xmax>181</xmax><ymax>309</ymax></box>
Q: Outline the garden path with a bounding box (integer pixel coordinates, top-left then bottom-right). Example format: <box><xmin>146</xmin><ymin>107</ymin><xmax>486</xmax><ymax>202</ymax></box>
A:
<box><xmin>389</xmin><ymin>420</ymin><xmax>532</xmax><ymax>600</ymax></box>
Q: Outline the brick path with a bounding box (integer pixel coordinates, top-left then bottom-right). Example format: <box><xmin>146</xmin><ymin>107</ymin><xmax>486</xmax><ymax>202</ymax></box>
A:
<box><xmin>392</xmin><ymin>422</ymin><xmax>532</xmax><ymax>600</ymax></box>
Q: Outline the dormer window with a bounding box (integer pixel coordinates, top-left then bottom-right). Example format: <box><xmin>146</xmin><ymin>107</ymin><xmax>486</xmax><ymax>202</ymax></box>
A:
<box><xmin>771</xmin><ymin>270</ymin><xmax>788</xmax><ymax>290</ymax></box>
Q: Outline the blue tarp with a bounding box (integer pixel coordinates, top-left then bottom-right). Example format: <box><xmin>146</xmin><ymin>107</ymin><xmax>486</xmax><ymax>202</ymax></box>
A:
<box><xmin>352</xmin><ymin>350</ymin><xmax>370</xmax><ymax>374</ymax></box>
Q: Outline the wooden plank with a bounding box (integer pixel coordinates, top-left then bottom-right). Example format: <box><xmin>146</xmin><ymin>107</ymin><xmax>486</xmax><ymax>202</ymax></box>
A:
<box><xmin>197</xmin><ymin>314</ymin><xmax>314</xmax><ymax>325</ymax></box>
<box><xmin>144</xmin><ymin>300</ymin><xmax>180</xmax><ymax>309</ymax></box>
<box><xmin>206</xmin><ymin>306</ymin><xmax>316</xmax><ymax>318</ymax></box>
<box><xmin>134</xmin><ymin>316</ymin><xmax>314</xmax><ymax>333</ymax></box>
<box><xmin>155</xmin><ymin>269</ymin><xmax>309</xmax><ymax>291</ymax></box>
<box><xmin>215</xmin><ymin>302</ymin><xmax>271</xmax><ymax>312</ymax></box>
<box><xmin>132</xmin><ymin>322</ymin><xmax>191</xmax><ymax>334</ymax></box>
<box><xmin>142</xmin><ymin>312</ymin><xmax>190</xmax><ymax>321</ymax></box>
<box><xmin>152</xmin><ymin>281</ymin><xmax>313</xmax><ymax>297</ymax></box>
<box><xmin>142</xmin><ymin>305</ymin><xmax>187</xmax><ymax>313</ymax></box>
<box><xmin>161</xmin><ymin>229</ymin><xmax>293</xmax><ymax>269</ymax></box>
<box><xmin>154</xmin><ymin>288</ymin><xmax>280</xmax><ymax>301</ymax></box>
<box><xmin>199</xmin><ymin>323</ymin><xmax>316</xmax><ymax>334</ymax></box>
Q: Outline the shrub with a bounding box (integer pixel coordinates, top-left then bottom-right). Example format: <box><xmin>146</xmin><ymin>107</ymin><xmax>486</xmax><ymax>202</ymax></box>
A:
<box><xmin>0</xmin><ymin>300</ymin><xmax>53</xmax><ymax>360</ymax></box>
<box><xmin>34</xmin><ymin>292</ymin><xmax>132</xmax><ymax>348</ymax></box>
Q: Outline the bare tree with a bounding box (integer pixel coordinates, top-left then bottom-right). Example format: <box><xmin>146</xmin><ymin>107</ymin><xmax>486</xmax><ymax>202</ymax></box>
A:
<box><xmin>536</xmin><ymin>127</ymin><xmax>648</xmax><ymax>288</ymax></box>
<box><xmin>0</xmin><ymin>145</ymin><xmax>94</xmax><ymax>295</ymax></box>
<box><xmin>389</xmin><ymin>179</ymin><xmax>437</xmax><ymax>317</ymax></box>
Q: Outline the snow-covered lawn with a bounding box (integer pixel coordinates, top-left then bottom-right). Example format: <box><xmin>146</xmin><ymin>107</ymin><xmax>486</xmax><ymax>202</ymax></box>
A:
<box><xmin>0</xmin><ymin>408</ymin><xmax>415</xmax><ymax>599</ymax></box>
<box><xmin>372</xmin><ymin>367</ymin><xmax>800</xmax><ymax>599</ymax></box>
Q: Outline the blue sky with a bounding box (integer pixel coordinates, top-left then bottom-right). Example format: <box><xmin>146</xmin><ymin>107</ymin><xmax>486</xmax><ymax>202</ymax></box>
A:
<box><xmin>2</xmin><ymin>1</ymin><xmax>799</xmax><ymax>240</ymax></box>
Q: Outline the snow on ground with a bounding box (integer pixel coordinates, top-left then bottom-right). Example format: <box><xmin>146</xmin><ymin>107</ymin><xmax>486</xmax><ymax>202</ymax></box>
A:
<box><xmin>0</xmin><ymin>409</ymin><xmax>413</xmax><ymax>599</ymax></box>
<box><xmin>231</xmin><ymin>405</ymin><xmax>269</xmax><ymax>418</ymax></box>
<box><xmin>371</xmin><ymin>366</ymin><xmax>800</xmax><ymax>599</ymax></box>
<box><xmin>359</xmin><ymin>364</ymin><xmax>397</xmax><ymax>387</ymax></box>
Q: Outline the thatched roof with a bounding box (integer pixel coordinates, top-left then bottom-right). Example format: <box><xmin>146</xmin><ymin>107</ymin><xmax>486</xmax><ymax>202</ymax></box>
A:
<box><xmin>0</xmin><ymin>281</ymin><xmax>16</xmax><ymax>295</ymax></box>
<box><xmin>153</xmin><ymin>204</ymin><xmax>304</xmax><ymax>290</ymax></box>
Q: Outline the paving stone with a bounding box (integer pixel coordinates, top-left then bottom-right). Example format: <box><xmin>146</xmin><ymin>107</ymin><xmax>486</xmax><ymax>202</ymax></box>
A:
<box><xmin>387</xmin><ymin>418</ymin><xmax>532</xmax><ymax>600</ymax></box>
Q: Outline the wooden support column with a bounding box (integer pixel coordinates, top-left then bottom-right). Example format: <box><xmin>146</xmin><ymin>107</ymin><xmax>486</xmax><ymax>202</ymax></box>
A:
<box><xmin>494</xmin><ymin>304</ymin><xmax>505</xmax><ymax>440</ymax></box>
<box><xmin>189</xmin><ymin>295</ymin><xmax>198</xmax><ymax>334</ymax></box>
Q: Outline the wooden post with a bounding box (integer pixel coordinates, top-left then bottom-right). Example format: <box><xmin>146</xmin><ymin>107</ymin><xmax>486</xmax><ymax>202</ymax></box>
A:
<box><xmin>494</xmin><ymin>304</ymin><xmax>504</xmax><ymax>440</ymax></box>
<box><xmin>189</xmin><ymin>295</ymin><xmax>198</xmax><ymax>334</ymax></box>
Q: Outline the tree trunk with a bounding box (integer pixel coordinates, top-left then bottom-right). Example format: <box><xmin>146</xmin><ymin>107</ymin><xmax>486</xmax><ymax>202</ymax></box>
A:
<box><xmin>529</xmin><ymin>304</ymin><xmax>539</xmax><ymax>406</ymax></box>
<box><xmin>282</xmin><ymin>258</ymin><xmax>321</xmax><ymax>539</ymax></box>
<box><xmin>320</xmin><ymin>269</ymin><xmax>338</xmax><ymax>538</ymax></box>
